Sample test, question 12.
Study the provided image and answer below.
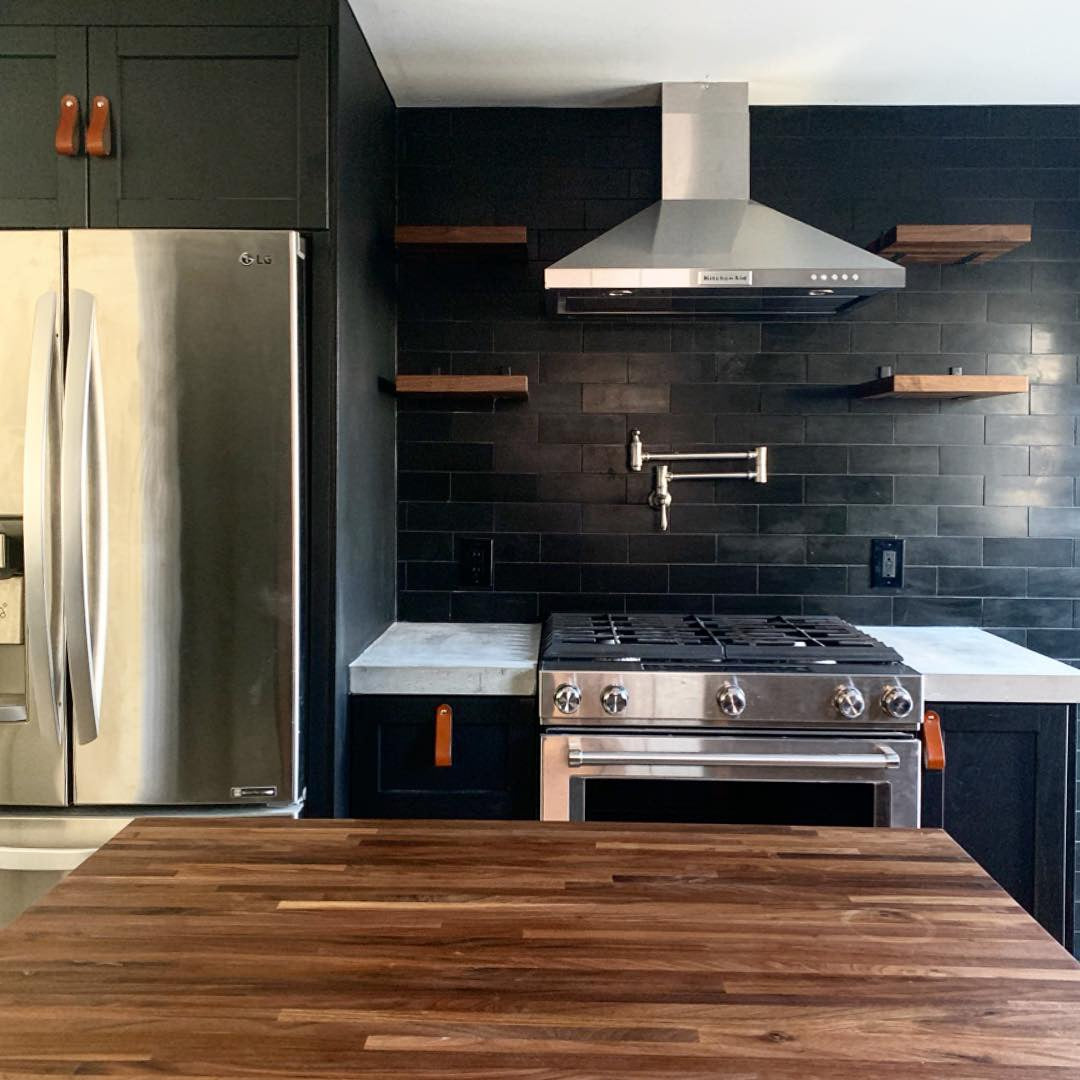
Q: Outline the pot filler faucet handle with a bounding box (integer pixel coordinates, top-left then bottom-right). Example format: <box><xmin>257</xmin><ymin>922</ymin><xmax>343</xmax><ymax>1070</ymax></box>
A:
<box><xmin>628</xmin><ymin>430</ymin><xmax>768</xmax><ymax>531</ymax></box>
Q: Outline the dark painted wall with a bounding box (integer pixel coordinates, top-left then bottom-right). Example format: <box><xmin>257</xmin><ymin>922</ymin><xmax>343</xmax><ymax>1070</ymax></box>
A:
<box><xmin>305</xmin><ymin>5</ymin><xmax>396</xmax><ymax>816</ymax></box>
<box><xmin>396</xmin><ymin>104</ymin><xmax>1080</xmax><ymax>666</ymax></box>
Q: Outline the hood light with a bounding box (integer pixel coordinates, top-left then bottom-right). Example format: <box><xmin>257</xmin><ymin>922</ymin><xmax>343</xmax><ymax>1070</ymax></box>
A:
<box><xmin>607</xmin><ymin>289</ymin><xmax>633</xmax><ymax>297</ymax></box>
<box><xmin>809</xmin><ymin>288</ymin><xmax>835</xmax><ymax>296</ymax></box>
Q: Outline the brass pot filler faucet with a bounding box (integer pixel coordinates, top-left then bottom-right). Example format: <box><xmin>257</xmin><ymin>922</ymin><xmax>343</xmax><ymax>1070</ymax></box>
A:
<box><xmin>628</xmin><ymin>430</ymin><xmax>768</xmax><ymax>531</ymax></box>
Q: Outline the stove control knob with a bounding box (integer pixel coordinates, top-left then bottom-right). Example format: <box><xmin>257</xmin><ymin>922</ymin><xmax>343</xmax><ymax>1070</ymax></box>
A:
<box><xmin>553</xmin><ymin>683</ymin><xmax>582</xmax><ymax>715</ymax></box>
<box><xmin>881</xmin><ymin>684</ymin><xmax>914</xmax><ymax>720</ymax></box>
<box><xmin>833</xmin><ymin>685</ymin><xmax>866</xmax><ymax>720</ymax></box>
<box><xmin>716</xmin><ymin>682</ymin><xmax>747</xmax><ymax>718</ymax></box>
<box><xmin>600</xmin><ymin>684</ymin><xmax>630</xmax><ymax>715</ymax></box>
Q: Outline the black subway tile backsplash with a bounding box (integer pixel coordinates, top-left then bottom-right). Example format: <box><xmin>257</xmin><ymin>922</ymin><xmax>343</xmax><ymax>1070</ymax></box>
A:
<box><xmin>894</xmin><ymin>475</ymin><xmax>984</xmax><ymax>506</ymax></box>
<box><xmin>847</xmin><ymin>505</ymin><xmax>937</xmax><ymax>536</ymax></box>
<box><xmin>1031</xmin><ymin>508</ymin><xmax>1080</xmax><ymax>538</ymax></box>
<box><xmin>983</xmin><ymin>598</ymin><xmax>1074</xmax><ymax>627</ymax></box>
<box><xmin>986</xmin><ymin>415</ymin><xmax>1074</xmax><ymax>445</ymax></box>
<box><xmin>984</xmin><ymin>537</ymin><xmax>1073</xmax><ymax>567</ymax></box>
<box><xmin>1031</xmin><ymin>446</ymin><xmax>1080</xmax><ymax>475</ymax></box>
<box><xmin>669</xmin><ymin>564</ymin><xmax>759</xmax><ymax>594</ymax></box>
<box><xmin>939</xmin><ymin>506</ymin><xmax>1029</xmax><ymax>537</ymax></box>
<box><xmin>394</xmin><ymin>104</ymin><xmax>1080</xmax><ymax>673</ymax></box>
<box><xmin>985</xmin><ymin>476</ymin><xmax>1074</xmax><ymax>506</ymax></box>
<box><xmin>805</xmin><ymin>475</ymin><xmax>892</xmax><ymax>504</ymax></box>
<box><xmin>629</xmin><ymin>534</ymin><xmax>715</xmax><ymax>564</ymax></box>
<box><xmin>715</xmin><ymin>535</ymin><xmax>807</xmax><ymax>563</ymax></box>
<box><xmin>937</xmin><ymin>567</ymin><xmax>1028</xmax><ymax>597</ymax></box>
<box><xmin>906</xmin><ymin>537</ymin><xmax>983</xmax><ymax>566</ymax></box>
<box><xmin>761</xmin><ymin>322</ymin><xmax>851</xmax><ymax>353</ymax></box>
<box><xmin>940</xmin><ymin>445</ymin><xmax>1029</xmax><ymax>475</ymax></box>
<box><xmin>758</xmin><ymin>565</ymin><xmax>847</xmax><ymax>595</ymax></box>
<box><xmin>894</xmin><ymin>415</ymin><xmax>983</xmax><ymax>445</ymax></box>
<box><xmin>582</xmin><ymin>563</ymin><xmax>669</xmax><ymax>593</ymax></box>
<box><xmin>894</xmin><ymin>596</ymin><xmax>983</xmax><ymax>626</ymax></box>
<box><xmin>849</xmin><ymin>445</ymin><xmax>939</xmax><ymax>475</ymax></box>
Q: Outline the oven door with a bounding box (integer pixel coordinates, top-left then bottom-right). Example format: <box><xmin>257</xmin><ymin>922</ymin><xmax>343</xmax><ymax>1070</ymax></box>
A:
<box><xmin>540</xmin><ymin>730</ymin><xmax>921</xmax><ymax>827</ymax></box>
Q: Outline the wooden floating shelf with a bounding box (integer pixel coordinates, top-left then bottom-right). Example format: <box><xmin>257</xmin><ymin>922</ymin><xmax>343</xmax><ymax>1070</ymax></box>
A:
<box><xmin>855</xmin><ymin>374</ymin><xmax>1030</xmax><ymax>400</ymax></box>
<box><xmin>871</xmin><ymin>224</ymin><xmax>1031</xmax><ymax>265</ymax></box>
<box><xmin>394</xmin><ymin>225</ymin><xmax>528</xmax><ymax>256</ymax></box>
<box><xmin>390</xmin><ymin>374</ymin><xmax>529</xmax><ymax>399</ymax></box>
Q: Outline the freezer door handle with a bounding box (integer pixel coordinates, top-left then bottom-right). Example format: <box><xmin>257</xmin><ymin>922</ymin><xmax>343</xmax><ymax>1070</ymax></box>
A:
<box><xmin>62</xmin><ymin>289</ymin><xmax>108</xmax><ymax>745</ymax></box>
<box><xmin>24</xmin><ymin>291</ymin><xmax>63</xmax><ymax>744</ymax></box>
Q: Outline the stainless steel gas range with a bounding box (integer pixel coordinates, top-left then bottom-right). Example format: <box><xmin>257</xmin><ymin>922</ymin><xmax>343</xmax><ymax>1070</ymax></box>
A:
<box><xmin>539</xmin><ymin>614</ymin><xmax>928</xmax><ymax>827</ymax></box>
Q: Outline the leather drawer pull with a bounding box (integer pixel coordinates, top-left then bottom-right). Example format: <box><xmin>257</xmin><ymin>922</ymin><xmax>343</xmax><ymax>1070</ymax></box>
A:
<box><xmin>922</xmin><ymin>710</ymin><xmax>945</xmax><ymax>771</ymax></box>
<box><xmin>86</xmin><ymin>95</ymin><xmax>112</xmax><ymax>158</ymax></box>
<box><xmin>434</xmin><ymin>704</ymin><xmax>452</xmax><ymax>768</ymax></box>
<box><xmin>55</xmin><ymin>94</ymin><xmax>80</xmax><ymax>156</ymax></box>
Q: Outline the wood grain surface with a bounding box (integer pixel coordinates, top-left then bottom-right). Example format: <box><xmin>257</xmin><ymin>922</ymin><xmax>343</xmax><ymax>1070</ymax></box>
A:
<box><xmin>872</xmin><ymin>224</ymin><xmax>1032</xmax><ymax>265</ymax></box>
<box><xmin>394</xmin><ymin>225</ymin><xmax>527</xmax><ymax>254</ymax></box>
<box><xmin>1</xmin><ymin>818</ymin><xmax>1078</xmax><ymax>1078</ymax></box>
<box><xmin>855</xmin><ymin>373</ymin><xmax>1030</xmax><ymax>399</ymax></box>
<box><xmin>394</xmin><ymin>374</ymin><xmax>530</xmax><ymax>398</ymax></box>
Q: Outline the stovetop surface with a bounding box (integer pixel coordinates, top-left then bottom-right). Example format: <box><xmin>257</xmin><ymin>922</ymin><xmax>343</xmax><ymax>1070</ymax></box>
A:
<box><xmin>540</xmin><ymin>613</ymin><xmax>907</xmax><ymax>673</ymax></box>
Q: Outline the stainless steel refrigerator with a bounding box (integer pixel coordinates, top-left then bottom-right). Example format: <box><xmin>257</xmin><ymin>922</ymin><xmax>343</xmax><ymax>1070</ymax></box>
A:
<box><xmin>0</xmin><ymin>230</ymin><xmax>302</xmax><ymax>910</ymax></box>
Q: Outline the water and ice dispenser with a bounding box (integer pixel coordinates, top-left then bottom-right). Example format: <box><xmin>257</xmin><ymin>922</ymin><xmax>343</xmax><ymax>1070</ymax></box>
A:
<box><xmin>0</xmin><ymin>521</ymin><xmax>27</xmax><ymax>723</ymax></box>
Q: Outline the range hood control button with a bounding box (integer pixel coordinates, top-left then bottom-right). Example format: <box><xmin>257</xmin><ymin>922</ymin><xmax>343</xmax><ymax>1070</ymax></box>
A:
<box><xmin>553</xmin><ymin>683</ymin><xmax>582</xmax><ymax>714</ymax></box>
<box><xmin>833</xmin><ymin>685</ymin><xmax>866</xmax><ymax>720</ymax></box>
<box><xmin>716</xmin><ymin>682</ymin><xmax>747</xmax><ymax>718</ymax></box>
<box><xmin>600</xmin><ymin>685</ymin><xmax>630</xmax><ymax>715</ymax></box>
<box><xmin>881</xmin><ymin>684</ymin><xmax>914</xmax><ymax>719</ymax></box>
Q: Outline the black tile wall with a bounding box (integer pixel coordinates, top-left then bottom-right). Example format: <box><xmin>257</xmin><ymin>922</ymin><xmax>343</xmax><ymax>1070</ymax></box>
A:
<box><xmin>395</xmin><ymin>103</ymin><xmax>1080</xmax><ymax>944</ymax></box>
<box><xmin>397</xmin><ymin>103</ymin><xmax>1080</xmax><ymax>637</ymax></box>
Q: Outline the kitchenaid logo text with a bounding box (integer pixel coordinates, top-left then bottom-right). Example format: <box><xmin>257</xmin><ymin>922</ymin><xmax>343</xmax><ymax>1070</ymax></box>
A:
<box><xmin>697</xmin><ymin>270</ymin><xmax>752</xmax><ymax>285</ymax></box>
<box><xmin>238</xmin><ymin>252</ymin><xmax>273</xmax><ymax>266</ymax></box>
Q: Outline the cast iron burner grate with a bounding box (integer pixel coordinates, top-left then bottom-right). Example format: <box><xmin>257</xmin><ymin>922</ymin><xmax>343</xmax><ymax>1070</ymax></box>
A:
<box><xmin>541</xmin><ymin>614</ymin><xmax>902</xmax><ymax>666</ymax></box>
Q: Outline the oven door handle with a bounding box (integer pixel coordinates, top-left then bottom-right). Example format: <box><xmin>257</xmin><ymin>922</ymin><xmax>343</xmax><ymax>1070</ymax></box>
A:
<box><xmin>566</xmin><ymin>746</ymin><xmax>901</xmax><ymax>769</ymax></box>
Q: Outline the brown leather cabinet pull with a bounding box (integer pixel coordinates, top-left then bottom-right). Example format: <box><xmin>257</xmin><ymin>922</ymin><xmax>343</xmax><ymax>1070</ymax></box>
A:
<box><xmin>434</xmin><ymin>704</ymin><xmax>453</xmax><ymax>768</ymax></box>
<box><xmin>922</xmin><ymin>710</ymin><xmax>946</xmax><ymax>772</ymax></box>
<box><xmin>86</xmin><ymin>95</ymin><xmax>112</xmax><ymax>158</ymax></box>
<box><xmin>55</xmin><ymin>94</ymin><xmax>81</xmax><ymax>156</ymax></box>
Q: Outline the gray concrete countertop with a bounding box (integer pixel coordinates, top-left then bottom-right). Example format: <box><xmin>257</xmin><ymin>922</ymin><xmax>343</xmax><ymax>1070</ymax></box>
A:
<box><xmin>862</xmin><ymin>625</ymin><xmax>1080</xmax><ymax>704</ymax></box>
<box><xmin>348</xmin><ymin>621</ymin><xmax>1080</xmax><ymax>705</ymax></box>
<box><xmin>349</xmin><ymin>622</ymin><xmax>542</xmax><ymax>696</ymax></box>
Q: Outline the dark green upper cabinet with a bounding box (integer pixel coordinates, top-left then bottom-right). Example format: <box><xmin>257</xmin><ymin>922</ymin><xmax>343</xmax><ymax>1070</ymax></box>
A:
<box><xmin>87</xmin><ymin>27</ymin><xmax>328</xmax><ymax>229</ymax></box>
<box><xmin>0</xmin><ymin>27</ymin><xmax>88</xmax><ymax>226</ymax></box>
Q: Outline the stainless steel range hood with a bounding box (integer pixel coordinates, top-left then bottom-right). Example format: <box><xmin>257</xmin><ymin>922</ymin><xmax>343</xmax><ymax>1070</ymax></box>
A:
<box><xmin>545</xmin><ymin>83</ymin><xmax>905</xmax><ymax>318</ymax></box>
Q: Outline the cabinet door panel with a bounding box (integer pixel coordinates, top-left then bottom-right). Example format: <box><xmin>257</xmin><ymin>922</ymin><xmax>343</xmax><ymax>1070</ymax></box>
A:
<box><xmin>88</xmin><ymin>26</ymin><xmax>327</xmax><ymax>228</ymax></box>
<box><xmin>350</xmin><ymin>696</ymin><xmax>539</xmax><ymax>820</ymax></box>
<box><xmin>0</xmin><ymin>27</ymin><xmax>87</xmax><ymax>226</ymax></box>
<box><xmin>922</xmin><ymin>703</ymin><xmax>1070</xmax><ymax>943</ymax></box>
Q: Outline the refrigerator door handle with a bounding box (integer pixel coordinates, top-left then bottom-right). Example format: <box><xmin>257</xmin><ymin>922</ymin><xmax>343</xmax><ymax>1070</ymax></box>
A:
<box><xmin>62</xmin><ymin>289</ymin><xmax>108</xmax><ymax>745</ymax></box>
<box><xmin>24</xmin><ymin>291</ymin><xmax>63</xmax><ymax>744</ymax></box>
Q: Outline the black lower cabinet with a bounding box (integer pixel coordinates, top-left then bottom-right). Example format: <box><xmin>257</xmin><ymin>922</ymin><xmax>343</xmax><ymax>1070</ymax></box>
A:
<box><xmin>350</xmin><ymin>695</ymin><xmax>539</xmax><ymax>819</ymax></box>
<box><xmin>921</xmin><ymin>702</ymin><xmax>1073</xmax><ymax>943</ymax></box>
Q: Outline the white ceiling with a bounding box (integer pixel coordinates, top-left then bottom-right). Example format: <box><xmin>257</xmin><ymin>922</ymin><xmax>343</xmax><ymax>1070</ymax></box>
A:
<box><xmin>348</xmin><ymin>0</ymin><xmax>1080</xmax><ymax>107</ymax></box>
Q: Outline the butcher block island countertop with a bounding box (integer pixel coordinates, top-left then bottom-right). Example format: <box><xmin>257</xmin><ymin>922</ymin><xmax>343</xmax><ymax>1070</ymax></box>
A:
<box><xmin>2</xmin><ymin>819</ymin><xmax>1080</xmax><ymax>1078</ymax></box>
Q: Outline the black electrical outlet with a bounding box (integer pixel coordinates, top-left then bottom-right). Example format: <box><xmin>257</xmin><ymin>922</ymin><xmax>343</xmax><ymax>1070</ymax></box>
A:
<box><xmin>870</xmin><ymin>538</ymin><xmax>904</xmax><ymax>589</ymax></box>
<box><xmin>457</xmin><ymin>536</ymin><xmax>493</xmax><ymax>589</ymax></box>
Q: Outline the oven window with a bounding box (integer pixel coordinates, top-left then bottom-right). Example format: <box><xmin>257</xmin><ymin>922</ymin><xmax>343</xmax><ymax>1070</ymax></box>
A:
<box><xmin>578</xmin><ymin>778</ymin><xmax>878</xmax><ymax>826</ymax></box>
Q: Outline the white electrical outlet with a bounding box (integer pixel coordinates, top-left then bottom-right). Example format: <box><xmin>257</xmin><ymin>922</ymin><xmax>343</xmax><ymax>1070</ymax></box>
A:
<box><xmin>0</xmin><ymin>576</ymin><xmax>24</xmax><ymax>645</ymax></box>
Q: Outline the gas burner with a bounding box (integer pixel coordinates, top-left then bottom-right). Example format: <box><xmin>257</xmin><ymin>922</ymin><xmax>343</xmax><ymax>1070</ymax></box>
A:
<box><xmin>541</xmin><ymin>613</ymin><xmax>903</xmax><ymax>669</ymax></box>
